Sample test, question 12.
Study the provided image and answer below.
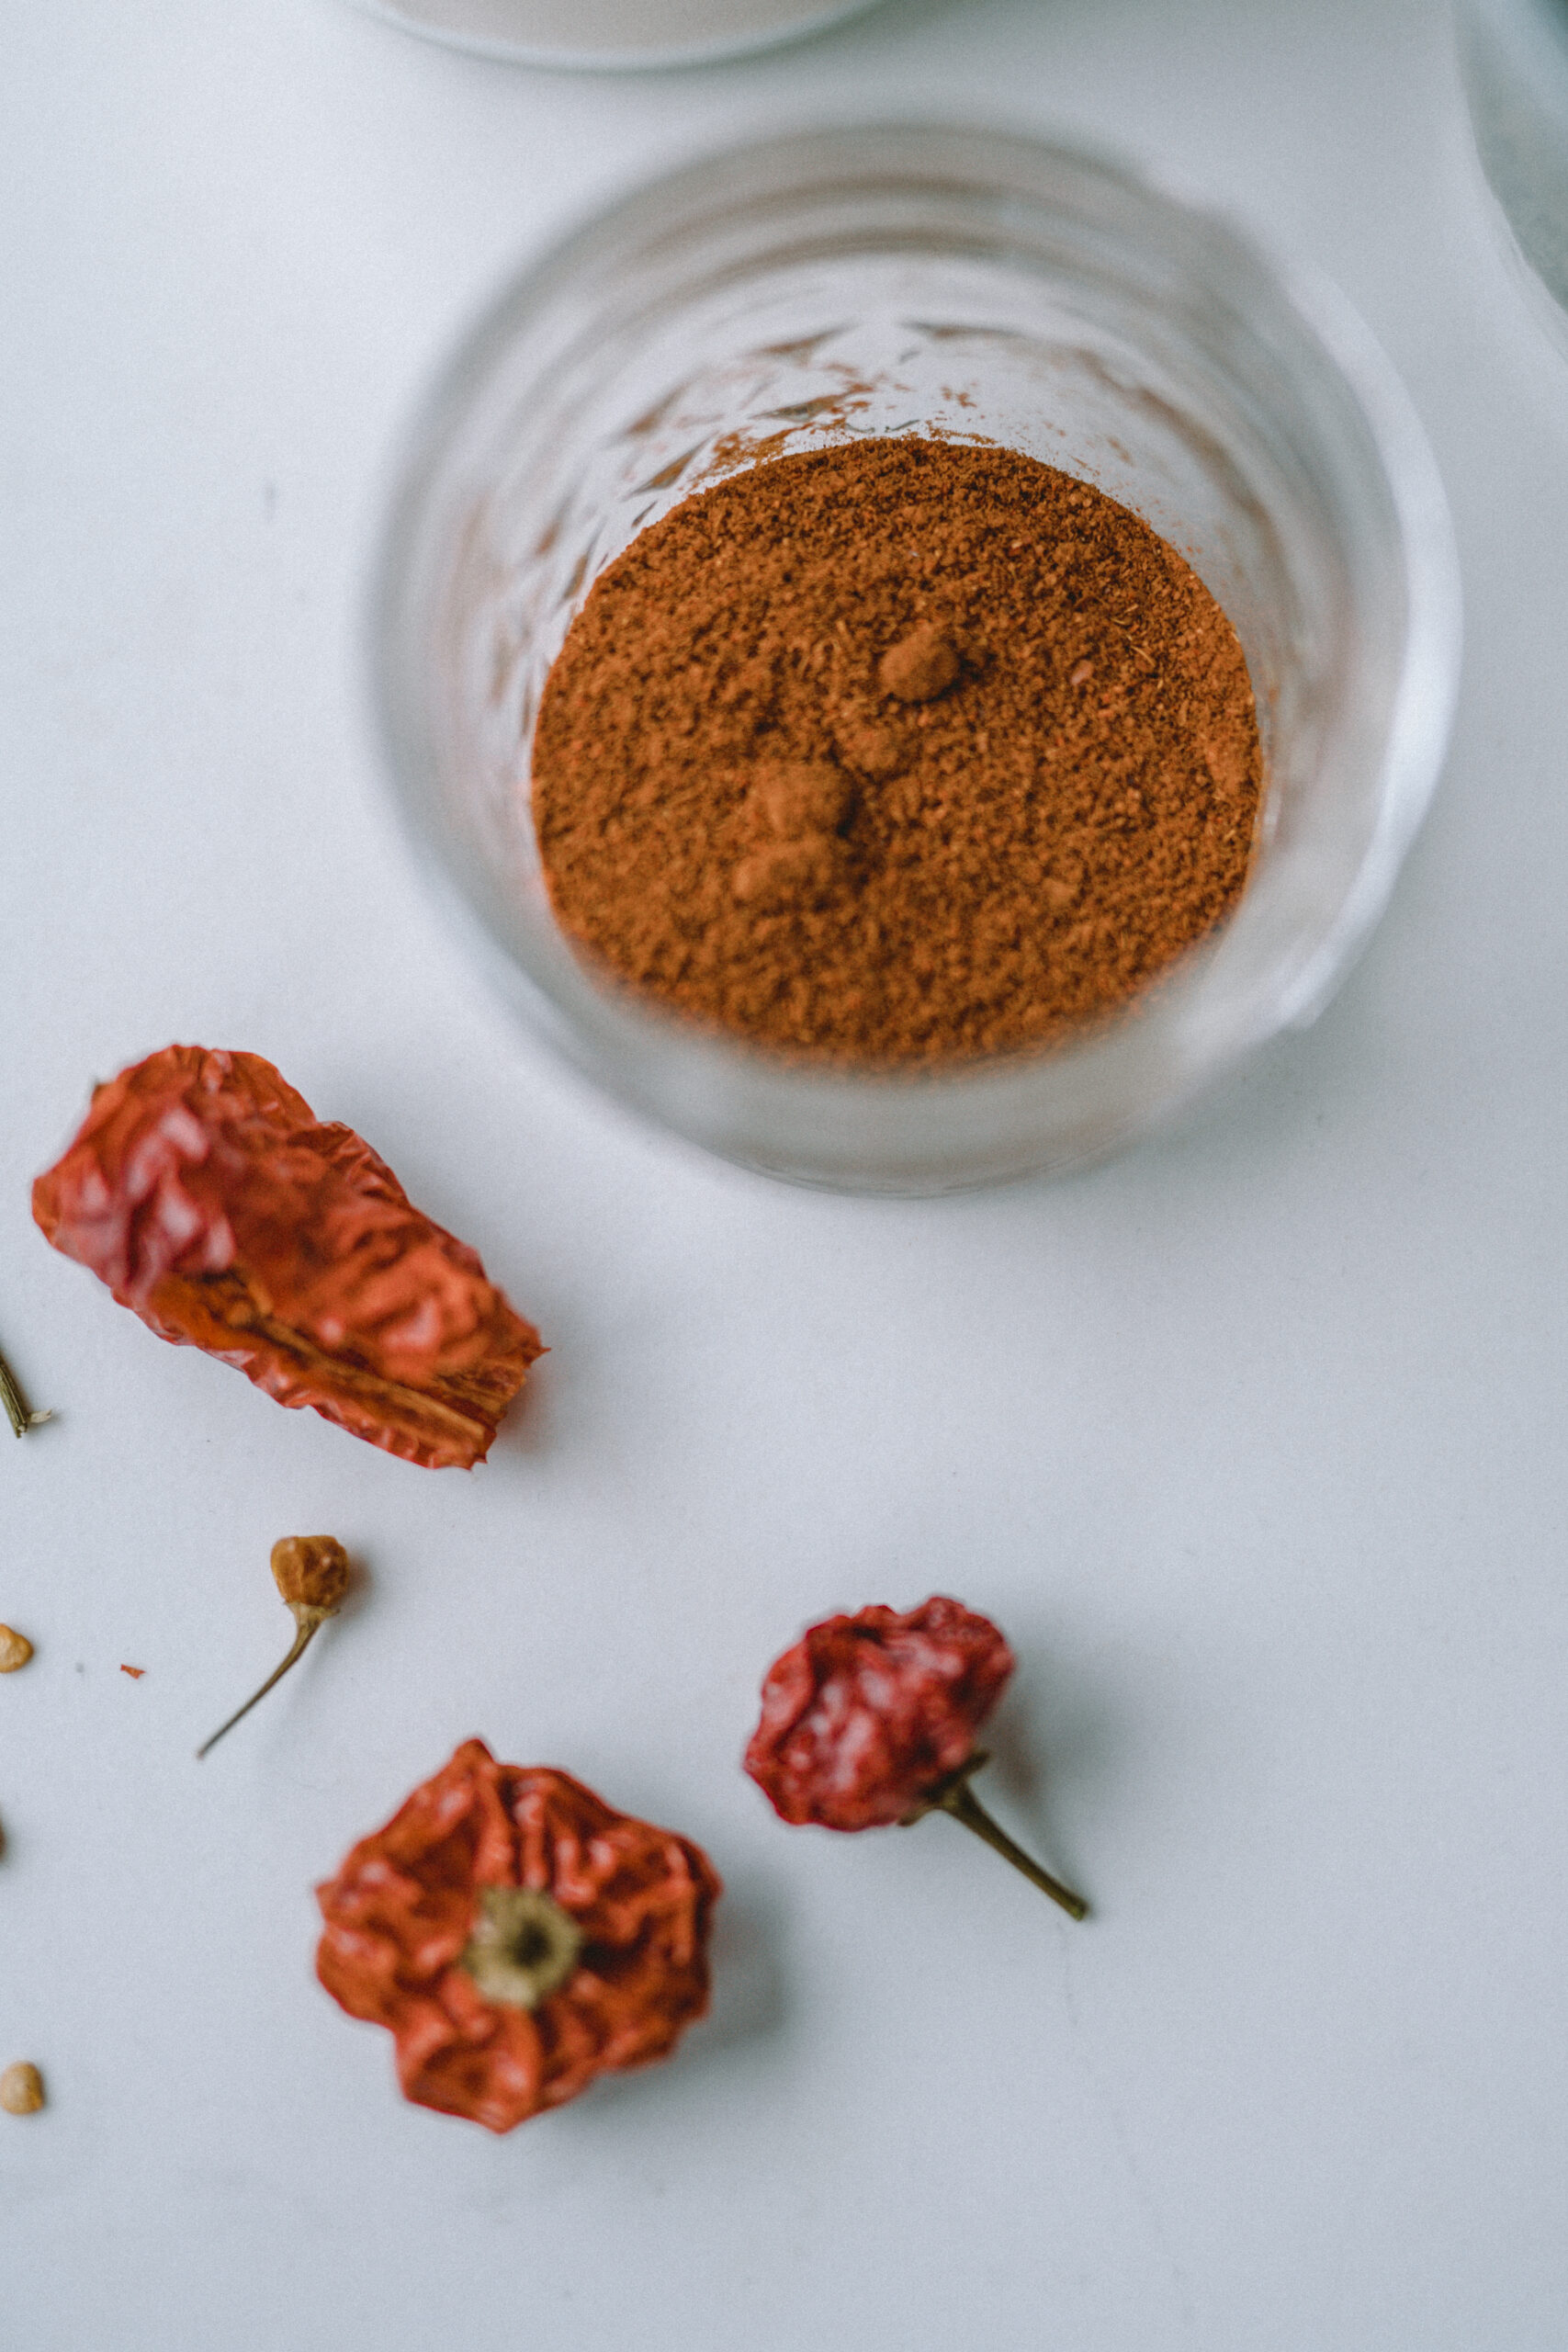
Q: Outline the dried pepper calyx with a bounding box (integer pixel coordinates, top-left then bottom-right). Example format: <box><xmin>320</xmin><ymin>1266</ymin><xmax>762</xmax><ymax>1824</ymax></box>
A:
<box><xmin>316</xmin><ymin>1738</ymin><xmax>721</xmax><ymax>2132</ymax></box>
<box><xmin>197</xmin><ymin>1536</ymin><xmax>352</xmax><ymax>1759</ymax></box>
<box><xmin>460</xmin><ymin>1886</ymin><xmax>583</xmax><ymax>2008</ymax></box>
<box><xmin>31</xmin><ymin>1046</ymin><xmax>542</xmax><ymax>1468</ymax></box>
<box><xmin>745</xmin><ymin>1596</ymin><xmax>1087</xmax><ymax>1918</ymax></box>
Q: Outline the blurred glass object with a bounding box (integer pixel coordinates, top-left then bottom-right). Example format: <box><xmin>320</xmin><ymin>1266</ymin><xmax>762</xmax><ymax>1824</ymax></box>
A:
<box><xmin>1461</xmin><ymin>0</ymin><xmax>1568</xmax><ymax>341</ymax></box>
<box><xmin>370</xmin><ymin>126</ymin><xmax>1459</xmax><ymax>1193</ymax></box>
<box><xmin>350</xmin><ymin>0</ymin><xmax>881</xmax><ymax>67</ymax></box>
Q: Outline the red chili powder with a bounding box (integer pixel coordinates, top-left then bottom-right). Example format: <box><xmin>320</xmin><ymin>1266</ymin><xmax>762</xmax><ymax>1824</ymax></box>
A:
<box><xmin>532</xmin><ymin>437</ymin><xmax>1263</xmax><ymax>1064</ymax></box>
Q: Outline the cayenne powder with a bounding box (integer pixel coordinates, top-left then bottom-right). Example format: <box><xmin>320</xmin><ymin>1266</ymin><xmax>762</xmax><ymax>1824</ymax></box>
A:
<box><xmin>533</xmin><ymin>436</ymin><xmax>1264</xmax><ymax>1064</ymax></box>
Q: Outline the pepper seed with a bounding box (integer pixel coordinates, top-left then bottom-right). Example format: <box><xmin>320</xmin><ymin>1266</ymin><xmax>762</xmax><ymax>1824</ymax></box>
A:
<box><xmin>0</xmin><ymin>2063</ymin><xmax>44</xmax><ymax>2115</ymax></box>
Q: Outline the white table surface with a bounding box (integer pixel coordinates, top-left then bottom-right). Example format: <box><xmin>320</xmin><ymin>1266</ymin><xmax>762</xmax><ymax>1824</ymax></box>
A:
<box><xmin>4</xmin><ymin>2</ymin><xmax>1567</xmax><ymax>2346</ymax></box>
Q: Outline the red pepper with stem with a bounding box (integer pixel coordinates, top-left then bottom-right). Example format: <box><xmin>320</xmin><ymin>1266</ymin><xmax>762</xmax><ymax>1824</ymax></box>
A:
<box><xmin>744</xmin><ymin>1595</ymin><xmax>1087</xmax><ymax>1918</ymax></box>
<box><xmin>316</xmin><ymin>1740</ymin><xmax>721</xmax><ymax>2132</ymax></box>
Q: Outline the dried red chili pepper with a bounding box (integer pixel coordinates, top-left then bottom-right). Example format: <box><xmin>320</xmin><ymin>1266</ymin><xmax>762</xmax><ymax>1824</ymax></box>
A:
<box><xmin>31</xmin><ymin>1046</ymin><xmax>542</xmax><ymax>1468</ymax></box>
<box><xmin>315</xmin><ymin>1738</ymin><xmax>721</xmax><ymax>2132</ymax></box>
<box><xmin>745</xmin><ymin>1596</ymin><xmax>1087</xmax><ymax>1918</ymax></box>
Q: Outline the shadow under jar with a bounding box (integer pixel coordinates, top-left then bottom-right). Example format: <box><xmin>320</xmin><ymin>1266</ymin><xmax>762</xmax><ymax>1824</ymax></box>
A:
<box><xmin>373</xmin><ymin>124</ymin><xmax>1460</xmax><ymax>1195</ymax></box>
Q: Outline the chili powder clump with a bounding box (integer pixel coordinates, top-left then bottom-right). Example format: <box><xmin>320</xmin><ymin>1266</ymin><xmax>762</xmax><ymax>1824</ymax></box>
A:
<box><xmin>532</xmin><ymin>437</ymin><xmax>1263</xmax><ymax>1064</ymax></box>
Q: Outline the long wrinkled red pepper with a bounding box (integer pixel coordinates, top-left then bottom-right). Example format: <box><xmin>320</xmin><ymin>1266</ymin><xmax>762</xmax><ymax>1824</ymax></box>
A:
<box><xmin>745</xmin><ymin>1595</ymin><xmax>1015</xmax><ymax>1829</ymax></box>
<box><xmin>316</xmin><ymin>1739</ymin><xmax>721</xmax><ymax>2132</ymax></box>
<box><xmin>31</xmin><ymin>1046</ymin><xmax>542</xmax><ymax>1468</ymax></box>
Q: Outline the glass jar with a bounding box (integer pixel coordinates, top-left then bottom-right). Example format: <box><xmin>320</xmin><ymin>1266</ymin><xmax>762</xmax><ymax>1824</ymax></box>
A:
<box><xmin>1461</xmin><ymin>0</ymin><xmax>1568</xmax><ymax>349</ymax></box>
<box><xmin>372</xmin><ymin>124</ymin><xmax>1461</xmax><ymax>1194</ymax></box>
<box><xmin>349</xmin><ymin>0</ymin><xmax>881</xmax><ymax>68</ymax></box>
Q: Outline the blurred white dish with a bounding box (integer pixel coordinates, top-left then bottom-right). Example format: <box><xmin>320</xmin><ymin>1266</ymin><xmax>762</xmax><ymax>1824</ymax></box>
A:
<box><xmin>349</xmin><ymin>0</ymin><xmax>884</xmax><ymax>69</ymax></box>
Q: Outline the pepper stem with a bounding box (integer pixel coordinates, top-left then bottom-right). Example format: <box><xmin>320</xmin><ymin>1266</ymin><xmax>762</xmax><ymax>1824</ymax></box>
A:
<box><xmin>196</xmin><ymin>1605</ymin><xmax>329</xmax><ymax>1759</ymax></box>
<box><xmin>919</xmin><ymin>1753</ymin><xmax>1089</xmax><ymax>1919</ymax></box>
<box><xmin>0</xmin><ymin>1343</ymin><xmax>51</xmax><ymax>1440</ymax></box>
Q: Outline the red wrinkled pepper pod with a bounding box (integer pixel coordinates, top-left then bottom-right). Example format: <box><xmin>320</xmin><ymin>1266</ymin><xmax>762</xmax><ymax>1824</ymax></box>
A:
<box><xmin>316</xmin><ymin>1739</ymin><xmax>721</xmax><ymax>2132</ymax></box>
<box><xmin>31</xmin><ymin>1046</ymin><xmax>542</xmax><ymax>1468</ymax></box>
<box><xmin>745</xmin><ymin>1596</ymin><xmax>1087</xmax><ymax>1918</ymax></box>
